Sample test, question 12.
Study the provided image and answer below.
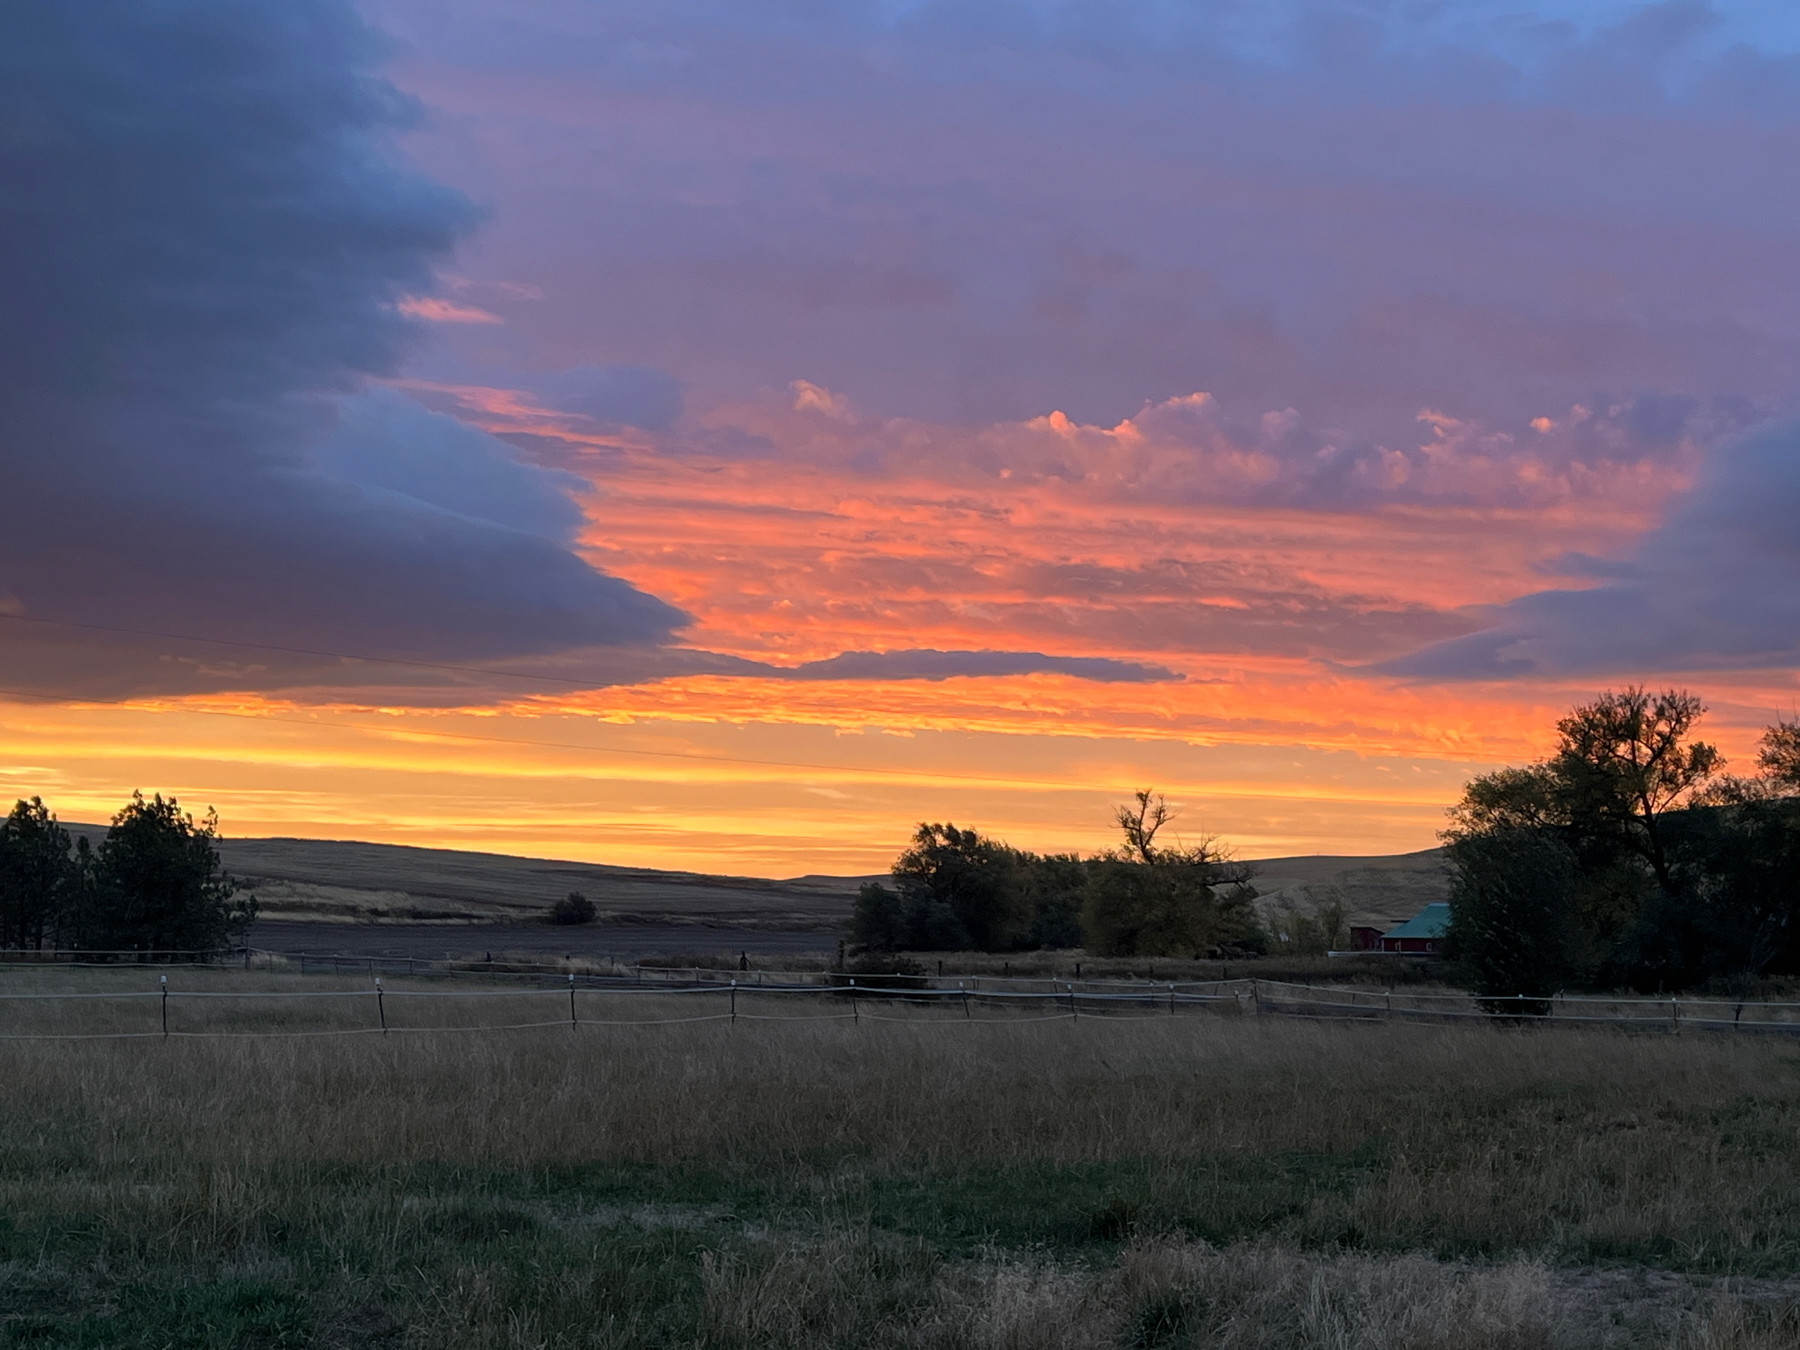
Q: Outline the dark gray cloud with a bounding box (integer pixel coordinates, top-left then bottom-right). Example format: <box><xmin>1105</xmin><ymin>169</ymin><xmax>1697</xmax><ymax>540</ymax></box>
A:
<box><xmin>0</xmin><ymin>615</ymin><xmax>1177</xmax><ymax>703</ymax></box>
<box><xmin>0</xmin><ymin>0</ymin><xmax>685</xmax><ymax>698</ymax></box>
<box><xmin>1384</xmin><ymin>419</ymin><xmax>1800</xmax><ymax>679</ymax></box>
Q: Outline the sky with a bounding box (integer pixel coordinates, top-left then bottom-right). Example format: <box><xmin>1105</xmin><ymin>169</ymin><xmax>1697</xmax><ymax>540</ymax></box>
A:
<box><xmin>4</xmin><ymin>0</ymin><xmax>1800</xmax><ymax>874</ymax></box>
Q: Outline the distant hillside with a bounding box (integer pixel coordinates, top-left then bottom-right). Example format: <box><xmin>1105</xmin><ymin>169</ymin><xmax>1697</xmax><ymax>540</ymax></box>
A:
<box><xmin>64</xmin><ymin>826</ymin><xmax>877</xmax><ymax>932</ymax></box>
<box><xmin>1243</xmin><ymin>850</ymin><xmax>1449</xmax><ymax>933</ymax></box>
<box><xmin>65</xmin><ymin>827</ymin><xmax>1448</xmax><ymax>935</ymax></box>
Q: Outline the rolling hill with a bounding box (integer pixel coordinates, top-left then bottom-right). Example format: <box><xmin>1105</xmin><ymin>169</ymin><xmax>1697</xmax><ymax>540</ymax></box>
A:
<box><xmin>66</xmin><ymin>826</ymin><xmax>1446</xmax><ymax>937</ymax></box>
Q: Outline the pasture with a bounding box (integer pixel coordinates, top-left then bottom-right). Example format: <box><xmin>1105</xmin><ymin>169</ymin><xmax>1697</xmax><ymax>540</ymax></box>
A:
<box><xmin>3</xmin><ymin>967</ymin><xmax>1799</xmax><ymax>1347</ymax></box>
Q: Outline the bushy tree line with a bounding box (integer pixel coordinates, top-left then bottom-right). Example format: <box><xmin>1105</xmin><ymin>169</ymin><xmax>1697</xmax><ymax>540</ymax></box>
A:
<box><xmin>0</xmin><ymin>793</ymin><xmax>253</xmax><ymax>954</ymax></box>
<box><xmin>851</xmin><ymin>792</ymin><xmax>1268</xmax><ymax>957</ymax></box>
<box><xmin>1445</xmin><ymin>688</ymin><xmax>1800</xmax><ymax>999</ymax></box>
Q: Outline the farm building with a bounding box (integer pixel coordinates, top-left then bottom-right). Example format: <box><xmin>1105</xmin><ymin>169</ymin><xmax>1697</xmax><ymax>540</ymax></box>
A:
<box><xmin>1376</xmin><ymin>902</ymin><xmax>1450</xmax><ymax>955</ymax></box>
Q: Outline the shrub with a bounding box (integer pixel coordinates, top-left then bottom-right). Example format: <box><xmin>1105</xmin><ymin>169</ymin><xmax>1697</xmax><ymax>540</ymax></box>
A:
<box><xmin>550</xmin><ymin>891</ymin><xmax>596</xmax><ymax>925</ymax></box>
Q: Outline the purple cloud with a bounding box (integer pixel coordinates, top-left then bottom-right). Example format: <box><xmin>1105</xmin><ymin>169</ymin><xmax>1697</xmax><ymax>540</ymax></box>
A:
<box><xmin>1385</xmin><ymin>418</ymin><xmax>1800</xmax><ymax>677</ymax></box>
<box><xmin>376</xmin><ymin>0</ymin><xmax>1800</xmax><ymax>450</ymax></box>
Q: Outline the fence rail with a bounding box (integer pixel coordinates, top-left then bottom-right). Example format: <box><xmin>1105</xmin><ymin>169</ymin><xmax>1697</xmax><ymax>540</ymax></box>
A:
<box><xmin>0</xmin><ymin>945</ymin><xmax>1265</xmax><ymax>993</ymax></box>
<box><xmin>4</xmin><ymin>966</ymin><xmax>1800</xmax><ymax>1041</ymax></box>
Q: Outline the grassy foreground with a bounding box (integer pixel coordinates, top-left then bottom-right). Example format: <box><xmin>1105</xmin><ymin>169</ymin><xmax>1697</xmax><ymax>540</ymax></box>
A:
<box><xmin>3</xmin><ymin>972</ymin><xmax>1800</xmax><ymax>1347</ymax></box>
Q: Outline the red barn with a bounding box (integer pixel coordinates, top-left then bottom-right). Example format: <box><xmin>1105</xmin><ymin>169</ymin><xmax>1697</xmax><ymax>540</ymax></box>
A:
<box><xmin>1376</xmin><ymin>903</ymin><xmax>1450</xmax><ymax>955</ymax></box>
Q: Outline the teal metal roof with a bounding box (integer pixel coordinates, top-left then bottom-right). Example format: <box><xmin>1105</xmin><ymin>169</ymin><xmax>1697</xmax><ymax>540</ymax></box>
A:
<box><xmin>1381</xmin><ymin>902</ymin><xmax>1451</xmax><ymax>940</ymax></box>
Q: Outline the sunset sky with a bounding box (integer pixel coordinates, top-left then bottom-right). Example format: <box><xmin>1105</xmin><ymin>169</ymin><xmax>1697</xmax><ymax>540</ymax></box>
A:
<box><xmin>5</xmin><ymin>0</ymin><xmax>1800</xmax><ymax>875</ymax></box>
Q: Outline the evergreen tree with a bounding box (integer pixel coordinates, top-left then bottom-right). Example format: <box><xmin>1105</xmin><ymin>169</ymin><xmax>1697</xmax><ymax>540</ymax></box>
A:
<box><xmin>0</xmin><ymin>797</ymin><xmax>75</xmax><ymax>949</ymax></box>
<box><xmin>76</xmin><ymin>793</ymin><xmax>254</xmax><ymax>954</ymax></box>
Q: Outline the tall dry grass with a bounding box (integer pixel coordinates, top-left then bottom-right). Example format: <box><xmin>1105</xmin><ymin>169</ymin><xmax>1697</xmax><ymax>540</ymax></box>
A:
<box><xmin>0</xmin><ymin>970</ymin><xmax>1789</xmax><ymax>1147</ymax></box>
<box><xmin>5</xmin><ymin>967</ymin><xmax>1800</xmax><ymax>1345</ymax></box>
<box><xmin>3</xmin><ymin>973</ymin><xmax>1799</xmax><ymax>1260</ymax></box>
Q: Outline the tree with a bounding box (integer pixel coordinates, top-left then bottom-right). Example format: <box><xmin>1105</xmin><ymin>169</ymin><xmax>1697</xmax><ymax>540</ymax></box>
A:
<box><xmin>551</xmin><ymin>891</ymin><xmax>596</xmax><ymax>925</ymax></box>
<box><xmin>1640</xmin><ymin>798</ymin><xmax>1800</xmax><ymax>985</ymax></box>
<box><xmin>1550</xmin><ymin>687</ymin><xmax>1721</xmax><ymax>891</ymax></box>
<box><xmin>1757</xmin><ymin>718</ymin><xmax>1800</xmax><ymax>792</ymax></box>
<box><xmin>1444</xmin><ymin>828</ymin><xmax>1583</xmax><ymax>1008</ymax></box>
<box><xmin>1441</xmin><ymin>689</ymin><xmax>1800</xmax><ymax>997</ymax></box>
<box><xmin>1018</xmin><ymin>853</ymin><xmax>1087</xmax><ymax>949</ymax></box>
<box><xmin>1267</xmin><ymin>888</ymin><xmax>1349</xmax><ymax>957</ymax></box>
<box><xmin>851</xmin><ymin>880</ymin><xmax>910</xmax><ymax>951</ymax></box>
<box><xmin>853</xmin><ymin>840</ymin><xmax>1090</xmax><ymax>953</ymax></box>
<box><xmin>75</xmin><ymin>793</ymin><xmax>253</xmax><ymax>954</ymax></box>
<box><xmin>850</xmin><ymin>798</ymin><xmax>1263</xmax><ymax>957</ymax></box>
<box><xmin>1444</xmin><ymin>765</ymin><xmax>1564</xmax><ymax>837</ymax></box>
<box><xmin>1083</xmin><ymin>858</ymin><xmax>1206</xmax><ymax>956</ymax></box>
<box><xmin>1081</xmin><ymin>791</ymin><xmax>1261</xmax><ymax>958</ymax></box>
<box><xmin>889</xmin><ymin>823</ymin><xmax>1029</xmax><ymax>952</ymax></box>
<box><xmin>0</xmin><ymin>797</ymin><xmax>76</xmax><ymax>949</ymax></box>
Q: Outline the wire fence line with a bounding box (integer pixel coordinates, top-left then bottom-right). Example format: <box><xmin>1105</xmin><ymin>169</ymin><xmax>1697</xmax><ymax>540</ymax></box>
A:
<box><xmin>3</xmin><ymin>970</ymin><xmax>1800</xmax><ymax>1041</ymax></box>
<box><xmin>0</xmin><ymin>946</ymin><xmax>1258</xmax><ymax>990</ymax></box>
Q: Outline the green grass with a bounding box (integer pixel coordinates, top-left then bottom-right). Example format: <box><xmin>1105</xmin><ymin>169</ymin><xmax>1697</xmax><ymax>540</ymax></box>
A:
<box><xmin>5</xmin><ymin>1142</ymin><xmax>1798</xmax><ymax>1346</ymax></box>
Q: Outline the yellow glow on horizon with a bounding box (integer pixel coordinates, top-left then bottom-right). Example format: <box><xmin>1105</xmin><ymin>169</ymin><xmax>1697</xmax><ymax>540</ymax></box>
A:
<box><xmin>4</xmin><ymin>662</ymin><xmax>1791</xmax><ymax>874</ymax></box>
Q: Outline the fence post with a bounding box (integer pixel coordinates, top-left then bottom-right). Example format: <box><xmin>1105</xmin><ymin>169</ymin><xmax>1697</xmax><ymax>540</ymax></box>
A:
<box><xmin>569</xmin><ymin>972</ymin><xmax>577</xmax><ymax>1029</ymax></box>
<box><xmin>1670</xmin><ymin>996</ymin><xmax>1680</xmax><ymax>1034</ymax></box>
<box><xmin>1385</xmin><ymin>989</ymin><xmax>1392</xmax><ymax>1020</ymax></box>
<box><xmin>730</xmin><ymin>979</ymin><xmax>738</xmax><ymax>1023</ymax></box>
<box><xmin>160</xmin><ymin>975</ymin><xmax>168</xmax><ymax>1039</ymax></box>
<box><xmin>1250</xmin><ymin>977</ymin><xmax>1260</xmax><ymax>1015</ymax></box>
<box><xmin>1067</xmin><ymin>982</ymin><xmax>1077</xmax><ymax>1019</ymax></box>
<box><xmin>376</xmin><ymin>976</ymin><xmax>386</xmax><ymax>1033</ymax></box>
<box><xmin>961</xmin><ymin>981</ymin><xmax>970</xmax><ymax>1020</ymax></box>
<box><xmin>849</xmin><ymin>977</ymin><xmax>858</xmax><ymax>1023</ymax></box>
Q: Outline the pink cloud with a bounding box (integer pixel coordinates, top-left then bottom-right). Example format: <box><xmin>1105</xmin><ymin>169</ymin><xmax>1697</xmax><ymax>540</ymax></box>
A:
<box><xmin>398</xmin><ymin>295</ymin><xmax>504</xmax><ymax>325</ymax></box>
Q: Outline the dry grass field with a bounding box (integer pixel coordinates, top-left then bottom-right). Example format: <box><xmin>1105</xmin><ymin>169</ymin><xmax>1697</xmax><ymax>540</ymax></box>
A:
<box><xmin>61</xmin><ymin>826</ymin><xmax>878</xmax><ymax>931</ymax></box>
<box><xmin>3</xmin><ymin>967</ymin><xmax>1798</xmax><ymax>1347</ymax></box>
<box><xmin>57</xmin><ymin>824</ymin><xmax>1448</xmax><ymax>939</ymax></box>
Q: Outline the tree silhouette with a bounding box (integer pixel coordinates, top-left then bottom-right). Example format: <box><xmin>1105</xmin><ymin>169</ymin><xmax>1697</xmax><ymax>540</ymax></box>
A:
<box><xmin>0</xmin><ymin>797</ymin><xmax>75</xmax><ymax>950</ymax></box>
<box><xmin>75</xmin><ymin>793</ymin><xmax>253</xmax><ymax>953</ymax></box>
